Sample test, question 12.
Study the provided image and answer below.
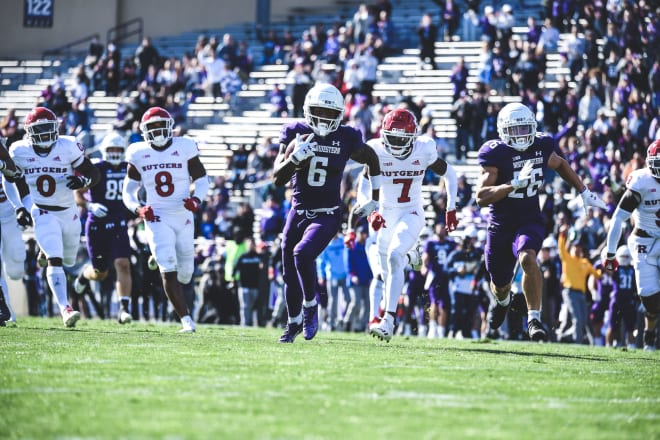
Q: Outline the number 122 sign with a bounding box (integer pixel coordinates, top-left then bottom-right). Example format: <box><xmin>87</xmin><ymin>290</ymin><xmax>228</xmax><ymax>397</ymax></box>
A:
<box><xmin>24</xmin><ymin>0</ymin><xmax>54</xmax><ymax>28</ymax></box>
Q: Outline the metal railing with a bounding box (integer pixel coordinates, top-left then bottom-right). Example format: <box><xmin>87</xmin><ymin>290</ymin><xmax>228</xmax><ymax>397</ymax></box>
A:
<box><xmin>42</xmin><ymin>32</ymin><xmax>100</xmax><ymax>59</ymax></box>
<box><xmin>107</xmin><ymin>17</ymin><xmax>143</xmax><ymax>48</ymax></box>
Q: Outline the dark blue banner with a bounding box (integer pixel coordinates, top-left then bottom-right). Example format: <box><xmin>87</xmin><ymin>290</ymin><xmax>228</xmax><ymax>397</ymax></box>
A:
<box><xmin>24</xmin><ymin>0</ymin><xmax>54</xmax><ymax>28</ymax></box>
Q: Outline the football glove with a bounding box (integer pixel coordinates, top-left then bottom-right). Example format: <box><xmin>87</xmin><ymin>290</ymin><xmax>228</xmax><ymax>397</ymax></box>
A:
<box><xmin>136</xmin><ymin>205</ymin><xmax>156</xmax><ymax>222</ymax></box>
<box><xmin>367</xmin><ymin>211</ymin><xmax>387</xmax><ymax>231</ymax></box>
<box><xmin>15</xmin><ymin>207</ymin><xmax>33</xmax><ymax>228</ymax></box>
<box><xmin>579</xmin><ymin>188</ymin><xmax>607</xmax><ymax>213</ymax></box>
<box><xmin>353</xmin><ymin>199</ymin><xmax>378</xmax><ymax>218</ymax></box>
<box><xmin>0</xmin><ymin>161</ymin><xmax>22</xmax><ymax>179</ymax></box>
<box><xmin>344</xmin><ymin>230</ymin><xmax>356</xmax><ymax>249</ymax></box>
<box><xmin>445</xmin><ymin>209</ymin><xmax>459</xmax><ymax>232</ymax></box>
<box><xmin>290</xmin><ymin>133</ymin><xmax>316</xmax><ymax>166</ymax></box>
<box><xmin>66</xmin><ymin>175</ymin><xmax>92</xmax><ymax>190</ymax></box>
<box><xmin>511</xmin><ymin>160</ymin><xmax>534</xmax><ymax>190</ymax></box>
<box><xmin>87</xmin><ymin>202</ymin><xmax>108</xmax><ymax>218</ymax></box>
<box><xmin>183</xmin><ymin>196</ymin><xmax>202</xmax><ymax>213</ymax></box>
<box><xmin>604</xmin><ymin>254</ymin><xmax>619</xmax><ymax>272</ymax></box>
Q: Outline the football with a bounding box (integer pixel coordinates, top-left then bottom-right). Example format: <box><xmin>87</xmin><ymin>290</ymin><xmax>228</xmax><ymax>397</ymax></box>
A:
<box><xmin>285</xmin><ymin>133</ymin><xmax>314</xmax><ymax>169</ymax></box>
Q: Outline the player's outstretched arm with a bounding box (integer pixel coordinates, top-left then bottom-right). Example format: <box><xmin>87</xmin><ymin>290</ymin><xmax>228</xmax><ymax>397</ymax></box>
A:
<box><xmin>69</xmin><ymin>157</ymin><xmax>101</xmax><ymax>190</ymax></box>
<box><xmin>549</xmin><ymin>151</ymin><xmax>607</xmax><ymax>213</ymax></box>
<box><xmin>122</xmin><ymin>164</ymin><xmax>143</xmax><ymax>215</ymax></box>
<box><xmin>605</xmin><ymin>189</ymin><xmax>639</xmax><ymax>260</ymax></box>
<box><xmin>429</xmin><ymin>158</ymin><xmax>459</xmax><ymax>231</ymax></box>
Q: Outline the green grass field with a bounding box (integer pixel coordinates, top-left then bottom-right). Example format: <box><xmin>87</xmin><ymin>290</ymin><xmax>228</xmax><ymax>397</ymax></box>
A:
<box><xmin>1</xmin><ymin>318</ymin><xmax>657</xmax><ymax>440</ymax></box>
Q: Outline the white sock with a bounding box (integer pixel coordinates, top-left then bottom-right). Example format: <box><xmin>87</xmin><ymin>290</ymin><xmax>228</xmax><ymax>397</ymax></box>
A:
<box><xmin>47</xmin><ymin>266</ymin><xmax>70</xmax><ymax>313</ymax></box>
<box><xmin>303</xmin><ymin>298</ymin><xmax>317</xmax><ymax>308</ymax></box>
<box><xmin>289</xmin><ymin>312</ymin><xmax>302</xmax><ymax>325</ymax></box>
<box><xmin>438</xmin><ymin>325</ymin><xmax>447</xmax><ymax>338</ymax></box>
<box><xmin>528</xmin><ymin>309</ymin><xmax>541</xmax><ymax>322</ymax></box>
<box><xmin>369</xmin><ymin>277</ymin><xmax>383</xmax><ymax>319</ymax></box>
<box><xmin>497</xmin><ymin>294</ymin><xmax>511</xmax><ymax>306</ymax></box>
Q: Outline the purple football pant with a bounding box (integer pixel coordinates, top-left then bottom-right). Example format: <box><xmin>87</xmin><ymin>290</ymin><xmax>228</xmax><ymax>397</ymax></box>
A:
<box><xmin>485</xmin><ymin>221</ymin><xmax>544</xmax><ymax>288</ymax></box>
<box><xmin>281</xmin><ymin>209</ymin><xmax>341</xmax><ymax>319</ymax></box>
<box><xmin>85</xmin><ymin>220</ymin><xmax>131</xmax><ymax>273</ymax></box>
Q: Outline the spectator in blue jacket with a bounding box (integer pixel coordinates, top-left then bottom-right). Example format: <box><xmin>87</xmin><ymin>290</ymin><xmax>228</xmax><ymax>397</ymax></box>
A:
<box><xmin>345</xmin><ymin>226</ymin><xmax>373</xmax><ymax>332</ymax></box>
<box><xmin>317</xmin><ymin>231</ymin><xmax>350</xmax><ymax>331</ymax></box>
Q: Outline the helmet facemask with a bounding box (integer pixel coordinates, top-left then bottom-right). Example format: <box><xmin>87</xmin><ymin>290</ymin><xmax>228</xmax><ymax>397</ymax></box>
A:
<box><xmin>141</xmin><ymin>119</ymin><xmax>172</xmax><ymax>148</ymax></box>
<box><xmin>499</xmin><ymin>122</ymin><xmax>536</xmax><ymax>151</ymax></box>
<box><xmin>305</xmin><ymin>106</ymin><xmax>342</xmax><ymax>137</ymax></box>
<box><xmin>27</xmin><ymin>120</ymin><xmax>59</xmax><ymax>154</ymax></box>
<box><xmin>647</xmin><ymin>153</ymin><xmax>660</xmax><ymax>178</ymax></box>
<box><xmin>382</xmin><ymin>129</ymin><xmax>415</xmax><ymax>158</ymax></box>
<box><xmin>103</xmin><ymin>146</ymin><xmax>125</xmax><ymax>166</ymax></box>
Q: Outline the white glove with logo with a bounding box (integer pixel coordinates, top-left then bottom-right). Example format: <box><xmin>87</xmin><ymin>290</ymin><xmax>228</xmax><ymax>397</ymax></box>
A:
<box><xmin>88</xmin><ymin>202</ymin><xmax>109</xmax><ymax>218</ymax></box>
<box><xmin>291</xmin><ymin>133</ymin><xmax>316</xmax><ymax>166</ymax></box>
<box><xmin>511</xmin><ymin>160</ymin><xmax>534</xmax><ymax>190</ymax></box>
<box><xmin>353</xmin><ymin>199</ymin><xmax>378</xmax><ymax>218</ymax></box>
<box><xmin>579</xmin><ymin>188</ymin><xmax>607</xmax><ymax>213</ymax></box>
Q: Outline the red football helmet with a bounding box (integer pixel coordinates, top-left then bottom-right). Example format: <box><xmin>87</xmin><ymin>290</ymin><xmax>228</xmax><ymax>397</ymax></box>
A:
<box><xmin>24</xmin><ymin>107</ymin><xmax>59</xmax><ymax>154</ymax></box>
<box><xmin>647</xmin><ymin>139</ymin><xmax>660</xmax><ymax>178</ymax></box>
<box><xmin>381</xmin><ymin>108</ymin><xmax>418</xmax><ymax>158</ymax></box>
<box><xmin>140</xmin><ymin>107</ymin><xmax>173</xmax><ymax>148</ymax></box>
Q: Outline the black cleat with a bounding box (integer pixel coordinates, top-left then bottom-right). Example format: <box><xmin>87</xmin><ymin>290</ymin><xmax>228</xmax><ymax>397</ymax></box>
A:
<box><xmin>488</xmin><ymin>293</ymin><xmax>511</xmax><ymax>330</ymax></box>
<box><xmin>643</xmin><ymin>330</ymin><xmax>657</xmax><ymax>352</ymax></box>
<box><xmin>279</xmin><ymin>322</ymin><xmax>303</xmax><ymax>343</ymax></box>
<box><xmin>528</xmin><ymin>319</ymin><xmax>547</xmax><ymax>342</ymax></box>
<box><xmin>0</xmin><ymin>289</ymin><xmax>11</xmax><ymax>326</ymax></box>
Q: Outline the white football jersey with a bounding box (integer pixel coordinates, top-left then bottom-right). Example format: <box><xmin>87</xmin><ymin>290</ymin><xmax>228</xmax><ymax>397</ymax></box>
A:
<box><xmin>368</xmin><ymin>134</ymin><xmax>438</xmax><ymax>209</ymax></box>
<box><xmin>626</xmin><ymin>168</ymin><xmax>660</xmax><ymax>238</ymax></box>
<box><xmin>10</xmin><ymin>136</ymin><xmax>85</xmax><ymax>208</ymax></box>
<box><xmin>125</xmin><ymin>137</ymin><xmax>199</xmax><ymax>213</ymax></box>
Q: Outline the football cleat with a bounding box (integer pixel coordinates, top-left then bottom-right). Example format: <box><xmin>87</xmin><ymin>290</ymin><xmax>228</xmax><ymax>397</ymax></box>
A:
<box><xmin>62</xmin><ymin>306</ymin><xmax>80</xmax><ymax>328</ymax></box>
<box><xmin>368</xmin><ymin>316</ymin><xmax>382</xmax><ymax>331</ymax></box>
<box><xmin>279</xmin><ymin>322</ymin><xmax>303</xmax><ymax>343</ymax></box>
<box><xmin>73</xmin><ymin>275</ymin><xmax>89</xmax><ymax>295</ymax></box>
<box><xmin>488</xmin><ymin>293</ymin><xmax>512</xmax><ymax>331</ymax></box>
<box><xmin>118</xmin><ymin>310</ymin><xmax>132</xmax><ymax>325</ymax></box>
<box><xmin>370</xmin><ymin>314</ymin><xmax>394</xmax><ymax>342</ymax></box>
<box><xmin>179</xmin><ymin>316</ymin><xmax>196</xmax><ymax>333</ymax></box>
<box><xmin>643</xmin><ymin>330</ymin><xmax>656</xmax><ymax>352</ymax></box>
<box><xmin>302</xmin><ymin>304</ymin><xmax>319</xmax><ymax>340</ymax></box>
<box><xmin>527</xmin><ymin>318</ymin><xmax>547</xmax><ymax>342</ymax></box>
<box><xmin>406</xmin><ymin>246</ymin><xmax>422</xmax><ymax>270</ymax></box>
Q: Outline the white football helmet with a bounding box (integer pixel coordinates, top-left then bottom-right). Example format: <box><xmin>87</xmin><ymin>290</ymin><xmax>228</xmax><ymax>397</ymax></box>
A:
<box><xmin>615</xmin><ymin>245</ymin><xmax>631</xmax><ymax>266</ymax></box>
<box><xmin>497</xmin><ymin>103</ymin><xmax>537</xmax><ymax>151</ymax></box>
<box><xmin>647</xmin><ymin>140</ymin><xmax>660</xmax><ymax>178</ymax></box>
<box><xmin>303</xmin><ymin>83</ymin><xmax>345</xmax><ymax>137</ymax></box>
<box><xmin>99</xmin><ymin>132</ymin><xmax>127</xmax><ymax>166</ymax></box>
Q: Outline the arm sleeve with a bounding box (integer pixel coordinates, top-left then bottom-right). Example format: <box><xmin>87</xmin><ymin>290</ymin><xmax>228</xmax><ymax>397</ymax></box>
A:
<box><xmin>192</xmin><ymin>175</ymin><xmax>210</xmax><ymax>201</ymax></box>
<box><xmin>606</xmin><ymin>207</ymin><xmax>632</xmax><ymax>255</ymax></box>
<box><xmin>122</xmin><ymin>177</ymin><xmax>142</xmax><ymax>213</ymax></box>
<box><xmin>442</xmin><ymin>163</ymin><xmax>458</xmax><ymax>211</ymax></box>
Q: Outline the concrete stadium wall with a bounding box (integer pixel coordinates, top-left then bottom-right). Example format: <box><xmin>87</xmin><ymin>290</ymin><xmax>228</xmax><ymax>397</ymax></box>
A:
<box><xmin>1</xmin><ymin>0</ymin><xmax>347</xmax><ymax>58</ymax></box>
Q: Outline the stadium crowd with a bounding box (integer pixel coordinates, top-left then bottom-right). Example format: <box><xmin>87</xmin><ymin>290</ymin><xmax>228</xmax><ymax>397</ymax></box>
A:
<box><xmin>0</xmin><ymin>0</ymin><xmax>658</xmax><ymax>348</ymax></box>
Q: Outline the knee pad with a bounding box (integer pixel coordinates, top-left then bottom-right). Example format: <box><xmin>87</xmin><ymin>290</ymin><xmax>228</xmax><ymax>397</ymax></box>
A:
<box><xmin>641</xmin><ymin>293</ymin><xmax>660</xmax><ymax>318</ymax></box>
<box><xmin>177</xmin><ymin>261</ymin><xmax>194</xmax><ymax>285</ymax></box>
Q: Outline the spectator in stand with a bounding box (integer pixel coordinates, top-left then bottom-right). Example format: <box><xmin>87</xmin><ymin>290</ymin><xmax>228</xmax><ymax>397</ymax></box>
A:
<box><xmin>450</xmin><ymin>57</ymin><xmax>469</xmax><ymax>103</ymax></box>
<box><xmin>134</xmin><ymin>37</ymin><xmax>160</xmax><ymax>82</ymax></box>
<box><xmin>538</xmin><ymin>18</ymin><xmax>560</xmax><ymax>53</ymax></box>
<box><xmin>217</xmin><ymin>33</ymin><xmax>238</xmax><ymax>66</ymax></box>
<box><xmin>418</xmin><ymin>14</ymin><xmax>438</xmax><ymax>70</ymax></box>
<box><xmin>232</xmin><ymin>237</ymin><xmax>265</xmax><ymax>326</ymax></box>
<box><xmin>527</xmin><ymin>16</ymin><xmax>543</xmax><ymax>45</ymax></box>
<box><xmin>317</xmin><ymin>231</ymin><xmax>351</xmax><ymax>332</ymax></box>
<box><xmin>578</xmin><ymin>85</ymin><xmax>603</xmax><ymax>128</ymax></box>
<box><xmin>268</xmin><ymin>83</ymin><xmax>288</xmax><ymax>117</ymax></box>
<box><xmin>480</xmin><ymin>5</ymin><xmax>497</xmax><ymax>43</ymax></box>
<box><xmin>197</xmin><ymin>43</ymin><xmax>225</xmax><ymax>98</ymax></box>
<box><xmin>352</xmin><ymin>3</ymin><xmax>373</xmax><ymax>45</ymax></box>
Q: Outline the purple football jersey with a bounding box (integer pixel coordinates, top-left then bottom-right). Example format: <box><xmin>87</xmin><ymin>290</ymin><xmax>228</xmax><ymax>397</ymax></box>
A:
<box><xmin>86</xmin><ymin>160</ymin><xmax>130</xmax><ymax>223</ymax></box>
<box><xmin>279</xmin><ymin>122</ymin><xmax>366</xmax><ymax>210</ymax></box>
<box><xmin>477</xmin><ymin>134</ymin><xmax>555</xmax><ymax>225</ymax></box>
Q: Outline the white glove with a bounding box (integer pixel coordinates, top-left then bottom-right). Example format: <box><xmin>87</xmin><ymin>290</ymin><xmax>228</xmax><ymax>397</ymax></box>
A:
<box><xmin>353</xmin><ymin>199</ymin><xmax>378</xmax><ymax>218</ymax></box>
<box><xmin>511</xmin><ymin>160</ymin><xmax>534</xmax><ymax>190</ymax></box>
<box><xmin>88</xmin><ymin>202</ymin><xmax>109</xmax><ymax>218</ymax></box>
<box><xmin>290</xmin><ymin>133</ymin><xmax>316</xmax><ymax>166</ymax></box>
<box><xmin>579</xmin><ymin>188</ymin><xmax>607</xmax><ymax>213</ymax></box>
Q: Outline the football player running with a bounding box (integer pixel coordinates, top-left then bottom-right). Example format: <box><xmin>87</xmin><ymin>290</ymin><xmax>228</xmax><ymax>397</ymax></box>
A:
<box><xmin>3</xmin><ymin>107</ymin><xmax>100</xmax><ymax>328</ymax></box>
<box><xmin>122</xmin><ymin>107</ymin><xmax>209</xmax><ymax>333</ymax></box>
<box><xmin>476</xmin><ymin>103</ymin><xmax>606</xmax><ymax>342</ymax></box>
<box><xmin>604</xmin><ymin>140</ymin><xmax>660</xmax><ymax>351</ymax></box>
<box><xmin>74</xmin><ymin>132</ymin><xmax>133</xmax><ymax>324</ymax></box>
<box><xmin>272</xmin><ymin>83</ymin><xmax>381</xmax><ymax>343</ymax></box>
<box><xmin>361</xmin><ymin>108</ymin><xmax>459</xmax><ymax>342</ymax></box>
<box><xmin>0</xmin><ymin>179</ymin><xmax>29</xmax><ymax>325</ymax></box>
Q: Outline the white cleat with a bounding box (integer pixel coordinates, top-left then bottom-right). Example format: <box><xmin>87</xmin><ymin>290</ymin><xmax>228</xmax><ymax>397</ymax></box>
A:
<box><xmin>62</xmin><ymin>306</ymin><xmax>80</xmax><ymax>328</ymax></box>
<box><xmin>118</xmin><ymin>310</ymin><xmax>132</xmax><ymax>324</ymax></box>
<box><xmin>370</xmin><ymin>315</ymin><xmax>394</xmax><ymax>342</ymax></box>
<box><xmin>406</xmin><ymin>246</ymin><xmax>422</xmax><ymax>270</ymax></box>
